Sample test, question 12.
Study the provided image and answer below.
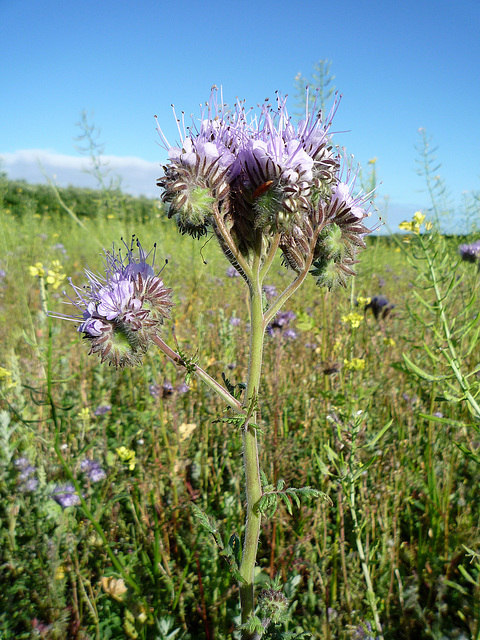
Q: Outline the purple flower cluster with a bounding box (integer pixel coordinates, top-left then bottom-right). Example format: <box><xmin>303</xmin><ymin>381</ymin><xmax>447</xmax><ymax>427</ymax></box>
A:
<box><xmin>14</xmin><ymin>457</ymin><xmax>39</xmax><ymax>493</ymax></box>
<box><xmin>157</xmin><ymin>88</ymin><xmax>371</xmax><ymax>290</ymax></box>
<box><xmin>51</xmin><ymin>483</ymin><xmax>81</xmax><ymax>508</ymax></box>
<box><xmin>56</xmin><ymin>236</ymin><xmax>173</xmax><ymax>368</ymax></box>
<box><xmin>458</xmin><ymin>240</ymin><xmax>480</xmax><ymax>263</ymax></box>
<box><xmin>267</xmin><ymin>310</ymin><xmax>297</xmax><ymax>340</ymax></box>
<box><xmin>365</xmin><ymin>295</ymin><xmax>394</xmax><ymax>321</ymax></box>
<box><xmin>149</xmin><ymin>379</ymin><xmax>190</xmax><ymax>398</ymax></box>
<box><xmin>81</xmin><ymin>458</ymin><xmax>107</xmax><ymax>482</ymax></box>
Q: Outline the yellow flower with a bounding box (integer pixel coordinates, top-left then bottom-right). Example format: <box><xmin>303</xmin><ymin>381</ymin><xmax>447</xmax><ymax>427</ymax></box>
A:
<box><xmin>79</xmin><ymin>407</ymin><xmax>90</xmax><ymax>422</ymax></box>
<box><xmin>383</xmin><ymin>337</ymin><xmax>396</xmax><ymax>347</ymax></box>
<box><xmin>29</xmin><ymin>262</ymin><xmax>45</xmax><ymax>277</ymax></box>
<box><xmin>55</xmin><ymin>565</ymin><xmax>66</xmax><ymax>580</ymax></box>
<box><xmin>116</xmin><ymin>446</ymin><xmax>136</xmax><ymax>470</ymax></box>
<box><xmin>0</xmin><ymin>368</ymin><xmax>12</xmax><ymax>381</ymax></box>
<box><xmin>341</xmin><ymin>312</ymin><xmax>364</xmax><ymax>329</ymax></box>
<box><xmin>357</xmin><ymin>296</ymin><xmax>371</xmax><ymax>307</ymax></box>
<box><xmin>343</xmin><ymin>358</ymin><xmax>366</xmax><ymax>371</ymax></box>
<box><xmin>399</xmin><ymin>211</ymin><xmax>429</xmax><ymax>235</ymax></box>
<box><xmin>29</xmin><ymin>260</ymin><xmax>66</xmax><ymax>289</ymax></box>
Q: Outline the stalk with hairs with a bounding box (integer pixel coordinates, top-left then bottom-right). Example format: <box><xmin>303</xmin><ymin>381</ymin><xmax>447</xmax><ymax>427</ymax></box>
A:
<box><xmin>55</xmin><ymin>87</ymin><xmax>372</xmax><ymax>638</ymax></box>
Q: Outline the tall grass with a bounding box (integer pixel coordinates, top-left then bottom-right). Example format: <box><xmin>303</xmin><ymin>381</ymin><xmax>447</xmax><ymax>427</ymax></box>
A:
<box><xmin>1</xmin><ymin>176</ymin><xmax>480</xmax><ymax>639</ymax></box>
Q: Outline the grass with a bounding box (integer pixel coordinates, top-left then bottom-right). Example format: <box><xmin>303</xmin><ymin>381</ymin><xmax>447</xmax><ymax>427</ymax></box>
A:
<box><xmin>1</xmin><ymin>178</ymin><xmax>480</xmax><ymax>639</ymax></box>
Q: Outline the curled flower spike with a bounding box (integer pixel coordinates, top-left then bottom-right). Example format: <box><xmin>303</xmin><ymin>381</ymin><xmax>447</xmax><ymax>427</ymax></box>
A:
<box><xmin>52</xmin><ymin>237</ymin><xmax>173</xmax><ymax>368</ymax></box>
<box><xmin>157</xmin><ymin>87</ymin><xmax>372</xmax><ymax>289</ymax></box>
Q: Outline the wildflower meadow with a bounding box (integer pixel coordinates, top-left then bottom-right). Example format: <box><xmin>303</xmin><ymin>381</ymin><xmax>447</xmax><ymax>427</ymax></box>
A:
<box><xmin>1</xmin><ymin>85</ymin><xmax>480</xmax><ymax>640</ymax></box>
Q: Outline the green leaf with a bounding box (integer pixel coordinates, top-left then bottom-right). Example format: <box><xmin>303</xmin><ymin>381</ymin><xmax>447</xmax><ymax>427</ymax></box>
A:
<box><xmin>402</xmin><ymin>352</ymin><xmax>448</xmax><ymax>381</ymax></box>
<box><xmin>366</xmin><ymin>419</ymin><xmax>393</xmax><ymax>448</ymax></box>
<box><xmin>315</xmin><ymin>453</ymin><xmax>333</xmax><ymax>476</ymax></box>
<box><xmin>280</xmin><ymin>492</ymin><xmax>293</xmax><ymax>514</ymax></box>
<box><xmin>295</xmin><ymin>310</ymin><xmax>317</xmax><ymax>332</ymax></box>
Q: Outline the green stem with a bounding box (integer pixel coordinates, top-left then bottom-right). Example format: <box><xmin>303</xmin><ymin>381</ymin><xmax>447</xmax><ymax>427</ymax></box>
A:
<box><xmin>420</xmin><ymin>234</ymin><xmax>480</xmax><ymax>418</ymax></box>
<box><xmin>349</xmin><ymin>479</ymin><xmax>384</xmax><ymax>640</ymax></box>
<box><xmin>239</xmin><ymin>240</ymin><xmax>265</xmax><ymax>636</ymax></box>
<box><xmin>152</xmin><ymin>335</ymin><xmax>244</xmax><ymax>415</ymax></box>
<box><xmin>263</xmin><ymin>222</ymin><xmax>325</xmax><ymax>327</ymax></box>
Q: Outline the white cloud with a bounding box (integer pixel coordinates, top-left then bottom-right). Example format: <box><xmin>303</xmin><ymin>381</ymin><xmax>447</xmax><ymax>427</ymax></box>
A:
<box><xmin>1</xmin><ymin>148</ymin><xmax>432</xmax><ymax>233</ymax></box>
<box><xmin>0</xmin><ymin>149</ymin><xmax>162</xmax><ymax>198</ymax></box>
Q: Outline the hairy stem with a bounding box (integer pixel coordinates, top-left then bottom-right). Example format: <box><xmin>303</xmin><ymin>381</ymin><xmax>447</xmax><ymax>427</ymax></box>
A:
<box><xmin>239</xmin><ymin>237</ymin><xmax>266</xmax><ymax>636</ymax></box>
<box><xmin>152</xmin><ymin>335</ymin><xmax>244</xmax><ymax>415</ymax></box>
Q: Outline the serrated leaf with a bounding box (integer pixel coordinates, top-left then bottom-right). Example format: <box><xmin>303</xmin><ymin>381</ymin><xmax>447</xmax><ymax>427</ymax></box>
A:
<box><xmin>280</xmin><ymin>492</ymin><xmax>293</xmax><ymax>514</ymax></box>
<box><xmin>190</xmin><ymin>502</ymin><xmax>217</xmax><ymax>535</ymax></box>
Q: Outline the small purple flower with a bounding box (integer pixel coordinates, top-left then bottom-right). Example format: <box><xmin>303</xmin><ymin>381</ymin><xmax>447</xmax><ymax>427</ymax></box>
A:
<box><xmin>263</xmin><ymin>285</ymin><xmax>277</xmax><ymax>300</ymax></box>
<box><xmin>365</xmin><ymin>296</ymin><xmax>394</xmax><ymax>320</ymax></box>
<box><xmin>51</xmin><ymin>483</ymin><xmax>81</xmax><ymax>508</ymax></box>
<box><xmin>0</xmin><ymin>269</ymin><xmax>6</xmax><ymax>280</ymax></box>
<box><xmin>459</xmin><ymin>240</ymin><xmax>480</xmax><ymax>263</ymax></box>
<box><xmin>352</xmin><ymin>621</ymin><xmax>379</xmax><ymax>640</ymax></box>
<box><xmin>267</xmin><ymin>310</ymin><xmax>296</xmax><ymax>337</ymax></box>
<box><xmin>162</xmin><ymin>380</ymin><xmax>174</xmax><ymax>397</ymax></box>
<box><xmin>21</xmin><ymin>477</ymin><xmax>39</xmax><ymax>492</ymax></box>
<box><xmin>81</xmin><ymin>459</ymin><xmax>106</xmax><ymax>482</ymax></box>
<box><xmin>230</xmin><ymin>316</ymin><xmax>241</xmax><ymax>327</ymax></box>
<box><xmin>14</xmin><ymin>457</ymin><xmax>38</xmax><ymax>493</ymax></box>
<box><xmin>272</xmin><ymin>310</ymin><xmax>296</xmax><ymax>328</ymax></box>
<box><xmin>226</xmin><ymin>266</ymin><xmax>240</xmax><ymax>278</ymax></box>
<box><xmin>14</xmin><ymin>457</ymin><xmax>31</xmax><ymax>470</ymax></box>
<box><xmin>94</xmin><ymin>404</ymin><xmax>112</xmax><ymax>416</ymax></box>
<box><xmin>149</xmin><ymin>383</ymin><xmax>161</xmax><ymax>397</ymax></box>
<box><xmin>53</xmin><ymin>243</ymin><xmax>67</xmax><ymax>255</ymax></box>
<box><xmin>19</xmin><ymin>465</ymin><xmax>36</xmax><ymax>481</ymax></box>
<box><xmin>283</xmin><ymin>328</ymin><xmax>297</xmax><ymax>340</ymax></box>
<box><xmin>176</xmin><ymin>382</ymin><xmax>190</xmax><ymax>394</ymax></box>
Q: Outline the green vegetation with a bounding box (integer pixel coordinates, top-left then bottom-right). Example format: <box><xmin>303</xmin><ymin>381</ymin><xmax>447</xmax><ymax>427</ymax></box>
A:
<box><xmin>1</xmin><ymin>174</ymin><xmax>480</xmax><ymax>639</ymax></box>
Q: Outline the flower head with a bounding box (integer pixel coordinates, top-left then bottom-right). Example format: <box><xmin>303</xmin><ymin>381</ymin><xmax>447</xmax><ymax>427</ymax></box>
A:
<box><xmin>365</xmin><ymin>295</ymin><xmax>394</xmax><ymax>320</ymax></box>
<box><xmin>53</xmin><ymin>237</ymin><xmax>173</xmax><ymax>368</ymax></box>
<box><xmin>51</xmin><ymin>483</ymin><xmax>81</xmax><ymax>508</ymax></box>
<box><xmin>157</xmin><ymin>88</ymin><xmax>372</xmax><ymax>289</ymax></box>
<box><xmin>458</xmin><ymin>240</ymin><xmax>480</xmax><ymax>263</ymax></box>
<box><xmin>81</xmin><ymin>458</ymin><xmax>107</xmax><ymax>482</ymax></box>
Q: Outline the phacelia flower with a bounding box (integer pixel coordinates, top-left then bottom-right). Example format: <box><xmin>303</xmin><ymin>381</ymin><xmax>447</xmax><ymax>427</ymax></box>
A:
<box><xmin>365</xmin><ymin>295</ymin><xmax>394</xmax><ymax>320</ymax></box>
<box><xmin>94</xmin><ymin>404</ymin><xmax>112</xmax><ymax>416</ymax></box>
<box><xmin>267</xmin><ymin>310</ymin><xmax>296</xmax><ymax>337</ymax></box>
<box><xmin>51</xmin><ymin>483</ymin><xmax>81</xmax><ymax>508</ymax></box>
<box><xmin>14</xmin><ymin>457</ymin><xmax>39</xmax><ymax>493</ymax></box>
<box><xmin>458</xmin><ymin>240</ymin><xmax>480</xmax><ymax>263</ymax></box>
<box><xmin>81</xmin><ymin>458</ymin><xmax>107</xmax><ymax>482</ymax></box>
<box><xmin>157</xmin><ymin>87</ymin><xmax>372</xmax><ymax>289</ymax></box>
<box><xmin>53</xmin><ymin>237</ymin><xmax>173</xmax><ymax>368</ymax></box>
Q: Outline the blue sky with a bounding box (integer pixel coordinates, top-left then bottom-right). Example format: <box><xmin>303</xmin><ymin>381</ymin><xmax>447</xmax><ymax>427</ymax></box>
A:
<box><xmin>1</xmin><ymin>0</ymin><xmax>479</xmax><ymax>229</ymax></box>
